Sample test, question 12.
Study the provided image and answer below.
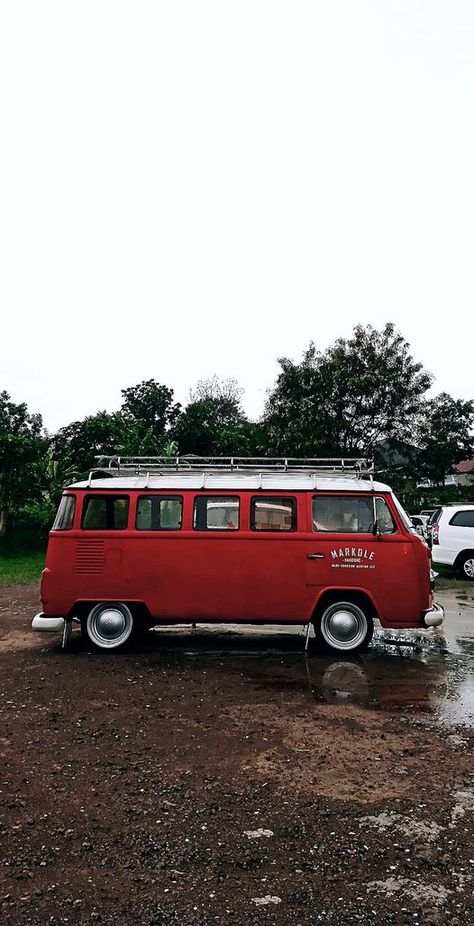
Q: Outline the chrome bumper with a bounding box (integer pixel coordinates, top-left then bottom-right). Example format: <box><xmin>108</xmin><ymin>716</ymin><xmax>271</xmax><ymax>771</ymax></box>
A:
<box><xmin>32</xmin><ymin>612</ymin><xmax>65</xmax><ymax>632</ymax></box>
<box><xmin>423</xmin><ymin>602</ymin><xmax>444</xmax><ymax>628</ymax></box>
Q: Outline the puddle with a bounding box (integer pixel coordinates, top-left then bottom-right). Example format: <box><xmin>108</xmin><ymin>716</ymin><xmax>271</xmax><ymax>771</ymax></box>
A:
<box><xmin>56</xmin><ymin>586</ymin><xmax>474</xmax><ymax>729</ymax></box>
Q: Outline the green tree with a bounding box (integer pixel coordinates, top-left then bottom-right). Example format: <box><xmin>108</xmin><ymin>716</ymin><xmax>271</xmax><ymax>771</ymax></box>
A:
<box><xmin>0</xmin><ymin>391</ymin><xmax>47</xmax><ymax>535</ymax></box>
<box><xmin>173</xmin><ymin>376</ymin><xmax>260</xmax><ymax>455</ymax></box>
<box><xmin>121</xmin><ymin>379</ymin><xmax>181</xmax><ymax>448</ymax></box>
<box><xmin>52</xmin><ymin>381</ymin><xmax>182</xmax><ymax>479</ymax></box>
<box><xmin>52</xmin><ymin>411</ymin><xmax>129</xmax><ymax>478</ymax></box>
<box><xmin>417</xmin><ymin>393</ymin><xmax>474</xmax><ymax>486</ymax></box>
<box><xmin>263</xmin><ymin>323</ymin><xmax>432</xmax><ymax>458</ymax></box>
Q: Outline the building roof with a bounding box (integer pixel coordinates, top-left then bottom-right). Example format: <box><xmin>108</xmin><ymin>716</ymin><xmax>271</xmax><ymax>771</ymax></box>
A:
<box><xmin>453</xmin><ymin>459</ymin><xmax>474</xmax><ymax>475</ymax></box>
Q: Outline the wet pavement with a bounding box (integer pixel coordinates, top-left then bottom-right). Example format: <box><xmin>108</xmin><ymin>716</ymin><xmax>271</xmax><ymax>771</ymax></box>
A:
<box><xmin>1</xmin><ymin>582</ymin><xmax>474</xmax><ymax>924</ymax></box>
<box><xmin>4</xmin><ymin>581</ymin><xmax>474</xmax><ymax>730</ymax></box>
<box><xmin>138</xmin><ymin>585</ymin><xmax>474</xmax><ymax>731</ymax></box>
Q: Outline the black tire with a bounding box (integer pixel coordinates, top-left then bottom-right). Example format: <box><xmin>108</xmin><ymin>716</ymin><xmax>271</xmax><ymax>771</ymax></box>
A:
<box><xmin>315</xmin><ymin>600</ymin><xmax>373</xmax><ymax>654</ymax></box>
<box><xmin>83</xmin><ymin>602</ymin><xmax>135</xmax><ymax>651</ymax></box>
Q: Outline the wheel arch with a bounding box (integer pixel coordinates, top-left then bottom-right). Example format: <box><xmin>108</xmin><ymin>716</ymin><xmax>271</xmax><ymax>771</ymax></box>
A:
<box><xmin>67</xmin><ymin>600</ymin><xmax>153</xmax><ymax>626</ymax></box>
<box><xmin>311</xmin><ymin>587</ymin><xmax>379</xmax><ymax>624</ymax></box>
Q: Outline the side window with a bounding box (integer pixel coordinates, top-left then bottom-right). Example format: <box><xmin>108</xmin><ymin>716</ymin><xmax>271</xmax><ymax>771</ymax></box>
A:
<box><xmin>450</xmin><ymin>510</ymin><xmax>474</xmax><ymax>528</ymax></box>
<box><xmin>313</xmin><ymin>496</ymin><xmax>373</xmax><ymax>533</ymax></box>
<box><xmin>52</xmin><ymin>495</ymin><xmax>76</xmax><ymax>530</ymax></box>
<box><xmin>312</xmin><ymin>495</ymin><xmax>396</xmax><ymax>533</ymax></box>
<box><xmin>136</xmin><ymin>496</ymin><xmax>183</xmax><ymax>530</ymax></box>
<box><xmin>193</xmin><ymin>496</ymin><xmax>240</xmax><ymax>531</ymax></box>
<box><xmin>251</xmin><ymin>496</ymin><xmax>296</xmax><ymax>531</ymax></box>
<box><xmin>82</xmin><ymin>495</ymin><xmax>130</xmax><ymax>530</ymax></box>
<box><xmin>375</xmin><ymin>497</ymin><xmax>396</xmax><ymax>534</ymax></box>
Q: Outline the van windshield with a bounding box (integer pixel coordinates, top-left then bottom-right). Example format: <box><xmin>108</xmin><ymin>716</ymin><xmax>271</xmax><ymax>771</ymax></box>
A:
<box><xmin>391</xmin><ymin>493</ymin><xmax>414</xmax><ymax>531</ymax></box>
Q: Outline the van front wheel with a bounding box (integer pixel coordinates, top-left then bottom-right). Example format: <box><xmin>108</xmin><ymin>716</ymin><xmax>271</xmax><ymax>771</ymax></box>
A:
<box><xmin>85</xmin><ymin>602</ymin><xmax>134</xmax><ymax>651</ymax></box>
<box><xmin>316</xmin><ymin>601</ymin><xmax>373</xmax><ymax>654</ymax></box>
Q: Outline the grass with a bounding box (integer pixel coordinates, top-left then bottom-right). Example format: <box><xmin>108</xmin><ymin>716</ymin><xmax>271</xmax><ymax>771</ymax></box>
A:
<box><xmin>0</xmin><ymin>549</ymin><xmax>46</xmax><ymax>587</ymax></box>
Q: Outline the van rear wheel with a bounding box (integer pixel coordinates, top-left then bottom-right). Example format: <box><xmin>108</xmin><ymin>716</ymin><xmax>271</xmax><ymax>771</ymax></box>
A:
<box><xmin>316</xmin><ymin>601</ymin><xmax>373</xmax><ymax>654</ymax></box>
<box><xmin>84</xmin><ymin>602</ymin><xmax>134</xmax><ymax>651</ymax></box>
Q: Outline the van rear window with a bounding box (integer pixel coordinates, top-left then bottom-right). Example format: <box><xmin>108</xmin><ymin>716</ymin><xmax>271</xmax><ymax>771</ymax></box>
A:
<box><xmin>193</xmin><ymin>496</ymin><xmax>239</xmax><ymax>531</ymax></box>
<box><xmin>82</xmin><ymin>496</ymin><xmax>129</xmax><ymax>530</ymax></box>
<box><xmin>52</xmin><ymin>495</ymin><xmax>76</xmax><ymax>530</ymax></box>
<box><xmin>136</xmin><ymin>496</ymin><xmax>183</xmax><ymax>530</ymax></box>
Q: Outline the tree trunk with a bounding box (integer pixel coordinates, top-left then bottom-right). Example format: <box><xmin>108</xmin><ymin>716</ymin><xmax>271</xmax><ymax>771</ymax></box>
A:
<box><xmin>0</xmin><ymin>507</ymin><xmax>8</xmax><ymax>536</ymax></box>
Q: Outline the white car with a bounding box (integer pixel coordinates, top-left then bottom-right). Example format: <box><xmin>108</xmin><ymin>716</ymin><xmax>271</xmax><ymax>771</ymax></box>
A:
<box><xmin>431</xmin><ymin>505</ymin><xmax>474</xmax><ymax>580</ymax></box>
<box><xmin>410</xmin><ymin>514</ymin><xmax>430</xmax><ymax>538</ymax></box>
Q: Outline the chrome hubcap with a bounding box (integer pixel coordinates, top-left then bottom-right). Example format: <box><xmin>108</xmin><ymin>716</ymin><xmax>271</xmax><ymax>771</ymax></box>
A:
<box><xmin>87</xmin><ymin>603</ymin><xmax>133</xmax><ymax>649</ymax></box>
<box><xmin>320</xmin><ymin>603</ymin><xmax>368</xmax><ymax>651</ymax></box>
<box><xmin>463</xmin><ymin>558</ymin><xmax>474</xmax><ymax>578</ymax></box>
<box><xmin>97</xmin><ymin>608</ymin><xmax>126</xmax><ymax>637</ymax></box>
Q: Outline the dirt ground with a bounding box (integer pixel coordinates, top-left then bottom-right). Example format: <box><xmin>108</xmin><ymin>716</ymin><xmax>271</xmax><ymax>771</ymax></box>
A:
<box><xmin>1</xmin><ymin>584</ymin><xmax>473</xmax><ymax>925</ymax></box>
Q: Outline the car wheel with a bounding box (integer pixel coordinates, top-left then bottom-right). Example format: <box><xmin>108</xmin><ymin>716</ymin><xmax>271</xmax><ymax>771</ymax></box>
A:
<box><xmin>460</xmin><ymin>554</ymin><xmax>474</xmax><ymax>581</ymax></box>
<box><xmin>85</xmin><ymin>602</ymin><xmax>135</xmax><ymax>651</ymax></box>
<box><xmin>316</xmin><ymin>601</ymin><xmax>373</xmax><ymax>654</ymax></box>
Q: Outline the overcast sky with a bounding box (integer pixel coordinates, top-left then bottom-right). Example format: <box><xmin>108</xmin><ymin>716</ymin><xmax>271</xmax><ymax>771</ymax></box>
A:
<box><xmin>1</xmin><ymin>1</ymin><xmax>473</xmax><ymax>434</ymax></box>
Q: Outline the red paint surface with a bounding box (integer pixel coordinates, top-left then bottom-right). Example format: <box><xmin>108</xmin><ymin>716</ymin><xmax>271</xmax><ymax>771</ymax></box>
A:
<box><xmin>41</xmin><ymin>490</ymin><xmax>431</xmax><ymax>628</ymax></box>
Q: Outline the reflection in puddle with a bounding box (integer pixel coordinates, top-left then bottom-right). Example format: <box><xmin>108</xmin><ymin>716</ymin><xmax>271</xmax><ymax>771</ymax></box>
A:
<box><xmin>157</xmin><ymin>625</ymin><xmax>474</xmax><ymax>727</ymax></box>
<box><xmin>67</xmin><ymin>587</ymin><xmax>474</xmax><ymax>728</ymax></box>
<box><xmin>311</xmin><ymin>630</ymin><xmax>474</xmax><ymax>727</ymax></box>
<box><xmin>320</xmin><ymin>661</ymin><xmax>369</xmax><ymax>703</ymax></box>
<box><xmin>307</xmin><ymin>645</ymin><xmax>449</xmax><ymax>716</ymax></box>
<box><xmin>142</xmin><ymin>628</ymin><xmax>472</xmax><ymax>727</ymax></box>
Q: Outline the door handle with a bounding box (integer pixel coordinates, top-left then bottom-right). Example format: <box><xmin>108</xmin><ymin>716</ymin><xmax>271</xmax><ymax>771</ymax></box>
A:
<box><xmin>307</xmin><ymin>553</ymin><xmax>325</xmax><ymax>560</ymax></box>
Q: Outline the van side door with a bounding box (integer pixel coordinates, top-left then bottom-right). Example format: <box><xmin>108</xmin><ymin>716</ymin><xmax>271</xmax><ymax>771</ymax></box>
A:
<box><xmin>305</xmin><ymin>493</ymin><xmax>421</xmax><ymax>625</ymax></box>
<box><xmin>184</xmin><ymin>493</ymin><xmax>307</xmax><ymax>622</ymax></box>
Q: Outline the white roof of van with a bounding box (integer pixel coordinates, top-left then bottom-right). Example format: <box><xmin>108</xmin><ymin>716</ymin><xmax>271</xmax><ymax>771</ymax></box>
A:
<box><xmin>70</xmin><ymin>474</ymin><xmax>391</xmax><ymax>493</ymax></box>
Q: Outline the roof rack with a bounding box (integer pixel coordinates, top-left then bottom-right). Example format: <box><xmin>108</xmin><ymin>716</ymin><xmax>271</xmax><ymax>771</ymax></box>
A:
<box><xmin>91</xmin><ymin>455</ymin><xmax>374</xmax><ymax>478</ymax></box>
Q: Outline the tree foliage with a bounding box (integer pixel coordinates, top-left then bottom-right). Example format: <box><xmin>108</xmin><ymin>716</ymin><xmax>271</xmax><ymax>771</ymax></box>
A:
<box><xmin>2</xmin><ymin>325</ymin><xmax>473</xmax><ymax>539</ymax></box>
<box><xmin>121</xmin><ymin>380</ymin><xmax>181</xmax><ymax>443</ymax></box>
<box><xmin>417</xmin><ymin>393</ymin><xmax>474</xmax><ymax>485</ymax></box>
<box><xmin>172</xmin><ymin>376</ymin><xmax>258</xmax><ymax>455</ymax></box>
<box><xmin>263</xmin><ymin>324</ymin><xmax>433</xmax><ymax>457</ymax></box>
<box><xmin>0</xmin><ymin>391</ymin><xmax>46</xmax><ymax>535</ymax></box>
<box><xmin>189</xmin><ymin>375</ymin><xmax>243</xmax><ymax>405</ymax></box>
<box><xmin>52</xmin><ymin>411</ymin><xmax>129</xmax><ymax>478</ymax></box>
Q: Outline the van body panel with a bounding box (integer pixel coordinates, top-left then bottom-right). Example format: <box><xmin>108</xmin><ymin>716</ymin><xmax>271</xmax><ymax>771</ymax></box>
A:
<box><xmin>40</xmin><ymin>486</ymin><xmax>432</xmax><ymax>629</ymax></box>
<box><xmin>305</xmin><ymin>534</ymin><xmax>421</xmax><ymax>625</ymax></box>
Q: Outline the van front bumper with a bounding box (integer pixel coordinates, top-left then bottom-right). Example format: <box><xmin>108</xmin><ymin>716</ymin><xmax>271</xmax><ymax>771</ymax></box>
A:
<box><xmin>423</xmin><ymin>602</ymin><xmax>444</xmax><ymax>628</ymax></box>
<box><xmin>32</xmin><ymin>613</ymin><xmax>65</xmax><ymax>632</ymax></box>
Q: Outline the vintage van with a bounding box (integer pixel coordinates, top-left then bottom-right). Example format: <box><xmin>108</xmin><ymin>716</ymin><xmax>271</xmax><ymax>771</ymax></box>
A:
<box><xmin>32</xmin><ymin>457</ymin><xmax>443</xmax><ymax>654</ymax></box>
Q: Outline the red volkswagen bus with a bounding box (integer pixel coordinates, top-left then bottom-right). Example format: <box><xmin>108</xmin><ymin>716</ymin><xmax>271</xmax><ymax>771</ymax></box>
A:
<box><xmin>32</xmin><ymin>457</ymin><xmax>443</xmax><ymax>653</ymax></box>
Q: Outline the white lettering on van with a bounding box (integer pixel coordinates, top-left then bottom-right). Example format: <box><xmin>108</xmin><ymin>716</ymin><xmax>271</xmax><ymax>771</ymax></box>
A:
<box><xmin>328</xmin><ymin>547</ymin><xmax>376</xmax><ymax>569</ymax></box>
